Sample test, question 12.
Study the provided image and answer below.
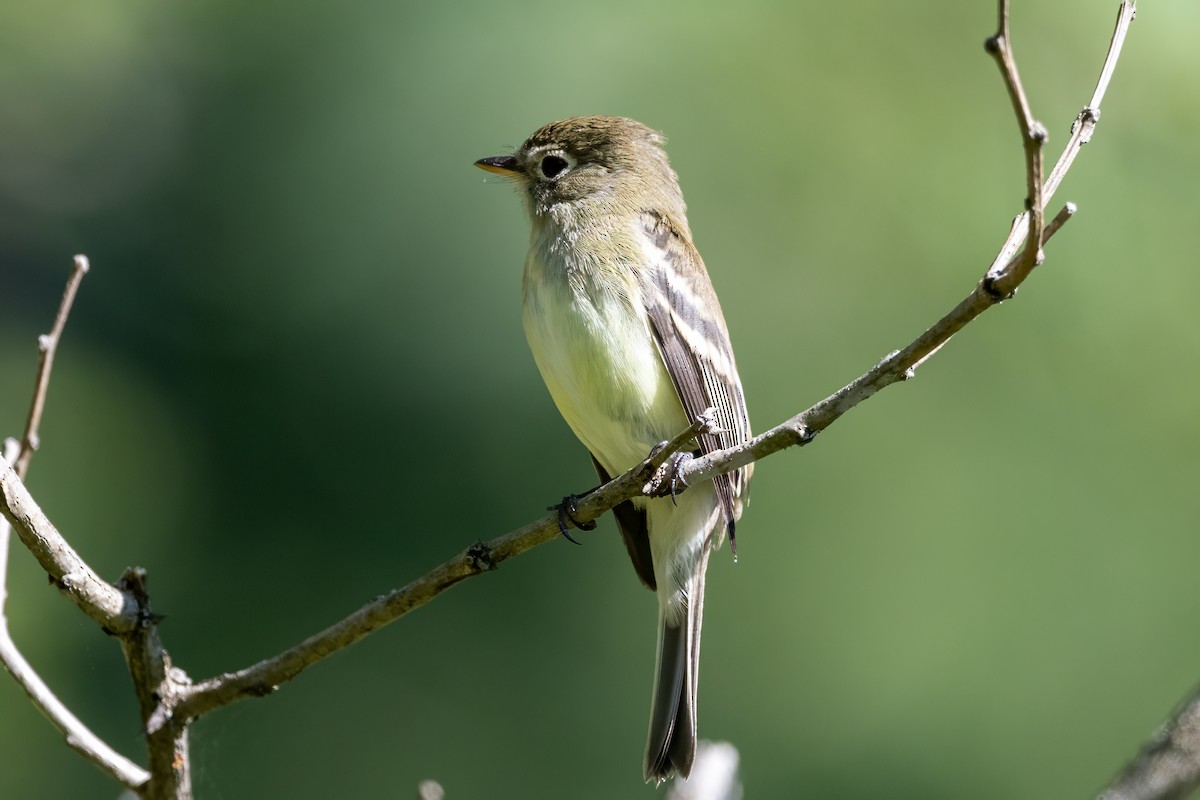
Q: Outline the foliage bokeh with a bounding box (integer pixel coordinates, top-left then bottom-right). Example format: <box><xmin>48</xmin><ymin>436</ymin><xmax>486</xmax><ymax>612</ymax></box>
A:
<box><xmin>1</xmin><ymin>1</ymin><xmax>1198</xmax><ymax>797</ymax></box>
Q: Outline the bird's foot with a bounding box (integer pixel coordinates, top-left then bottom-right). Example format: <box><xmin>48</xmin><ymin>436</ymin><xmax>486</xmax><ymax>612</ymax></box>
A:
<box><xmin>548</xmin><ymin>494</ymin><xmax>595</xmax><ymax>544</ymax></box>
<box><xmin>643</xmin><ymin>450</ymin><xmax>694</xmax><ymax>504</ymax></box>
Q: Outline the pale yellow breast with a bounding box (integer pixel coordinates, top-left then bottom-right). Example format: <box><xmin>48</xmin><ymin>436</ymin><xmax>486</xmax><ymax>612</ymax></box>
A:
<box><xmin>522</xmin><ymin>237</ymin><xmax>688</xmax><ymax>477</ymax></box>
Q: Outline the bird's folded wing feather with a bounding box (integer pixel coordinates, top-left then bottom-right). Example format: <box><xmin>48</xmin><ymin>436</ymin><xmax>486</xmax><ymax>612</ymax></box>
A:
<box><xmin>637</xmin><ymin>210</ymin><xmax>753</xmax><ymax>530</ymax></box>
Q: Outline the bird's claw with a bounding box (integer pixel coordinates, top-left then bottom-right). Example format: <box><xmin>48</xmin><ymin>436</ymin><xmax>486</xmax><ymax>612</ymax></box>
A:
<box><xmin>548</xmin><ymin>494</ymin><xmax>595</xmax><ymax>544</ymax></box>
<box><xmin>644</xmin><ymin>451</ymin><xmax>694</xmax><ymax>504</ymax></box>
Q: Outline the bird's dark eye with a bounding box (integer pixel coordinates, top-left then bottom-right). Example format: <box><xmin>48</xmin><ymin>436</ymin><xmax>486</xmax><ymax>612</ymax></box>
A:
<box><xmin>540</xmin><ymin>155</ymin><xmax>569</xmax><ymax>179</ymax></box>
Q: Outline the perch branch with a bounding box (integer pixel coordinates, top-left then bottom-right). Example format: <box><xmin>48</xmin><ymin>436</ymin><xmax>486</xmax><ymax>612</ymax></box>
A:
<box><xmin>175</xmin><ymin>412</ymin><xmax>717</xmax><ymax>719</ymax></box>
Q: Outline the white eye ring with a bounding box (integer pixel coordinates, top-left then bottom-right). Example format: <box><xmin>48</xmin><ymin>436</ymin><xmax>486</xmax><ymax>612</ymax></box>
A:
<box><xmin>537</xmin><ymin>151</ymin><xmax>575</xmax><ymax>180</ymax></box>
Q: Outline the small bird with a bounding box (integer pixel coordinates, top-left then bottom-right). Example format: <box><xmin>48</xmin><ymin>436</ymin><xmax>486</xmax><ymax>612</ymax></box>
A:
<box><xmin>476</xmin><ymin>116</ymin><xmax>752</xmax><ymax>783</ymax></box>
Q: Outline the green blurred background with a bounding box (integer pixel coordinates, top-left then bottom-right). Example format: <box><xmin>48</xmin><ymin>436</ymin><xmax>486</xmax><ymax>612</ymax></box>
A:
<box><xmin>1</xmin><ymin>0</ymin><xmax>1197</xmax><ymax>797</ymax></box>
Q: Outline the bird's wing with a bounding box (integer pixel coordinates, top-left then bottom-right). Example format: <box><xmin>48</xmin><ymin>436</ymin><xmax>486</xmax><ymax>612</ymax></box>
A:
<box><xmin>637</xmin><ymin>210</ymin><xmax>753</xmax><ymax>534</ymax></box>
<box><xmin>590</xmin><ymin>454</ymin><xmax>656</xmax><ymax>591</ymax></box>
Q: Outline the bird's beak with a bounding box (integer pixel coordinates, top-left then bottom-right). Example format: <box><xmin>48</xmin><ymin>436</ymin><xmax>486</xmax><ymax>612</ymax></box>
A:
<box><xmin>475</xmin><ymin>155</ymin><xmax>523</xmax><ymax>176</ymax></box>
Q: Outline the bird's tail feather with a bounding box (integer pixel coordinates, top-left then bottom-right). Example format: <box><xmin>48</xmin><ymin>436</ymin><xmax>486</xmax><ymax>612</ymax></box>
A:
<box><xmin>643</xmin><ymin>560</ymin><xmax>707</xmax><ymax>784</ymax></box>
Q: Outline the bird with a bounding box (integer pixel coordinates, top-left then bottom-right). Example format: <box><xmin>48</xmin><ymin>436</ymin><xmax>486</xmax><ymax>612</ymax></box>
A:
<box><xmin>476</xmin><ymin>116</ymin><xmax>752</xmax><ymax>783</ymax></box>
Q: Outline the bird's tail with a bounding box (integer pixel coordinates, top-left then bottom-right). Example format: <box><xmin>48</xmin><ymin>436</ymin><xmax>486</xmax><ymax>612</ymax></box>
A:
<box><xmin>643</xmin><ymin>550</ymin><xmax>709</xmax><ymax>784</ymax></box>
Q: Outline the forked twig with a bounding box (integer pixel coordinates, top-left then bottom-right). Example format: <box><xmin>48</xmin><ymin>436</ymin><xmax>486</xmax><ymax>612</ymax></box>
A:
<box><xmin>0</xmin><ymin>259</ymin><xmax>151</xmax><ymax>791</ymax></box>
<box><xmin>988</xmin><ymin>2</ymin><xmax>1137</xmax><ymax>279</ymax></box>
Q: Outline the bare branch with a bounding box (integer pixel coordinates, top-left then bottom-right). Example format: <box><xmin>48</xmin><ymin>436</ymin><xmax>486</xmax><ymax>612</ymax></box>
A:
<box><xmin>679</xmin><ymin>201</ymin><xmax>1077</xmax><ymax>490</ymax></box>
<box><xmin>1097</xmin><ymin>683</ymin><xmax>1200</xmax><ymax>800</ymax></box>
<box><xmin>1089</xmin><ymin>2</ymin><xmax>1137</xmax><ymax>113</ymax></box>
<box><xmin>983</xmin><ymin>0</ymin><xmax>1047</xmax><ymax>294</ymax></box>
<box><xmin>1043</xmin><ymin>202</ymin><xmax>1077</xmax><ymax>244</ymax></box>
<box><xmin>15</xmin><ymin>255</ymin><xmax>89</xmax><ymax>480</ymax></box>
<box><xmin>116</xmin><ymin>568</ymin><xmax>192</xmax><ymax>800</ymax></box>
<box><xmin>175</xmin><ymin>417</ymin><xmax>710</xmax><ymax>720</ymax></box>
<box><xmin>987</xmin><ymin>1</ymin><xmax>1137</xmax><ymax>281</ymax></box>
<box><xmin>0</xmin><ymin>458</ymin><xmax>137</xmax><ymax>632</ymax></box>
<box><xmin>0</xmin><ymin>612</ymin><xmax>151</xmax><ymax>789</ymax></box>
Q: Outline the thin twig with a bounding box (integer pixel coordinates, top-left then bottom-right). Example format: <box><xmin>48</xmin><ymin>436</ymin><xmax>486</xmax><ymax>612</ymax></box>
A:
<box><xmin>983</xmin><ymin>0</ymin><xmax>1047</xmax><ymax>295</ymax></box>
<box><xmin>0</xmin><ymin>630</ymin><xmax>151</xmax><ymax>789</ymax></box>
<box><xmin>15</xmin><ymin>255</ymin><xmax>89</xmax><ymax>480</ymax></box>
<box><xmin>1089</xmin><ymin>2</ymin><xmax>1137</xmax><ymax>111</ymax></box>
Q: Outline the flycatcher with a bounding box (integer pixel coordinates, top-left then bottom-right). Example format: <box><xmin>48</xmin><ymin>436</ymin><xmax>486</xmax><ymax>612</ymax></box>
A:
<box><xmin>476</xmin><ymin>116</ymin><xmax>752</xmax><ymax>783</ymax></box>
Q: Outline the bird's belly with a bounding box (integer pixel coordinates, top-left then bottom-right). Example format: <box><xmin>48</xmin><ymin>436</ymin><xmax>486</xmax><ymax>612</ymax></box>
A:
<box><xmin>523</xmin><ymin>274</ymin><xmax>688</xmax><ymax>476</ymax></box>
